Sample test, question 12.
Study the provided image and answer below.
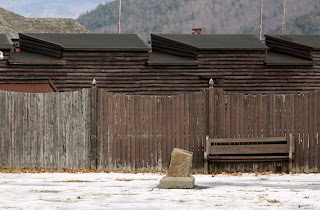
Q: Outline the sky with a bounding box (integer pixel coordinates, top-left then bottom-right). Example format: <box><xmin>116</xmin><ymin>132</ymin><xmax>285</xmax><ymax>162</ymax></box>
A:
<box><xmin>1</xmin><ymin>0</ymin><xmax>113</xmax><ymax>19</ymax></box>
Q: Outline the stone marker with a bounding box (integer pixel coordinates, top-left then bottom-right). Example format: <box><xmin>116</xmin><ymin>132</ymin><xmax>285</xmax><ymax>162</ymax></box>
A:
<box><xmin>159</xmin><ymin>148</ymin><xmax>195</xmax><ymax>189</ymax></box>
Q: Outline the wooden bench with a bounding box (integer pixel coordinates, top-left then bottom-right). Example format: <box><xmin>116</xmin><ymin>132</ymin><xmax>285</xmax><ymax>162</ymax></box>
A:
<box><xmin>204</xmin><ymin>134</ymin><xmax>294</xmax><ymax>174</ymax></box>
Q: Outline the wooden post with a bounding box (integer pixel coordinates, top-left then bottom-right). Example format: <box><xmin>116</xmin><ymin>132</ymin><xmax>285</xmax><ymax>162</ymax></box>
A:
<box><xmin>90</xmin><ymin>82</ymin><xmax>98</xmax><ymax>170</ymax></box>
<box><xmin>208</xmin><ymin>78</ymin><xmax>215</xmax><ymax>137</ymax></box>
<box><xmin>205</xmin><ymin>79</ymin><xmax>214</xmax><ymax>174</ymax></box>
<box><xmin>288</xmin><ymin>133</ymin><xmax>294</xmax><ymax>174</ymax></box>
<box><xmin>204</xmin><ymin>135</ymin><xmax>209</xmax><ymax>174</ymax></box>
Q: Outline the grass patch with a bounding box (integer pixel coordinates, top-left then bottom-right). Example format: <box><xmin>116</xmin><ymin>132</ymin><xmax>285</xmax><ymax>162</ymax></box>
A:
<box><xmin>53</xmin><ymin>180</ymin><xmax>93</xmax><ymax>183</ymax></box>
<box><xmin>116</xmin><ymin>179</ymin><xmax>134</xmax><ymax>182</ymax></box>
<box><xmin>114</xmin><ymin>193</ymin><xmax>138</xmax><ymax>196</ymax></box>
<box><xmin>40</xmin><ymin>199</ymin><xmax>75</xmax><ymax>203</ymax></box>
<box><xmin>41</xmin><ymin>190</ymin><xmax>61</xmax><ymax>193</ymax></box>
<box><xmin>267</xmin><ymin>199</ymin><xmax>280</xmax><ymax>203</ymax></box>
<box><xmin>93</xmin><ymin>193</ymin><xmax>112</xmax><ymax>197</ymax></box>
<box><xmin>247</xmin><ymin>190</ymin><xmax>265</xmax><ymax>192</ymax></box>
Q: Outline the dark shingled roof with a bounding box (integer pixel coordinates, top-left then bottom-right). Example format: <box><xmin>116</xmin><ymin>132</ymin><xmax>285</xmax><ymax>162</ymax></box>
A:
<box><xmin>265</xmin><ymin>35</ymin><xmax>320</xmax><ymax>50</ymax></box>
<box><xmin>147</xmin><ymin>51</ymin><xmax>198</xmax><ymax>66</ymax></box>
<box><xmin>0</xmin><ymin>34</ymin><xmax>13</xmax><ymax>49</ymax></box>
<box><xmin>152</xmin><ymin>34</ymin><xmax>268</xmax><ymax>50</ymax></box>
<box><xmin>0</xmin><ymin>8</ymin><xmax>89</xmax><ymax>40</ymax></box>
<box><xmin>8</xmin><ymin>51</ymin><xmax>66</xmax><ymax>65</ymax></box>
<box><xmin>265</xmin><ymin>50</ymin><xmax>314</xmax><ymax>66</ymax></box>
<box><xmin>20</xmin><ymin>33</ymin><xmax>150</xmax><ymax>51</ymax></box>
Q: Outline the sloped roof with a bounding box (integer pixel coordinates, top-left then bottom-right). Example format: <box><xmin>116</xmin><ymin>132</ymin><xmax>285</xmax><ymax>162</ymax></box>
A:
<box><xmin>151</xmin><ymin>34</ymin><xmax>268</xmax><ymax>50</ymax></box>
<box><xmin>20</xmin><ymin>33</ymin><xmax>150</xmax><ymax>51</ymax></box>
<box><xmin>8</xmin><ymin>51</ymin><xmax>66</xmax><ymax>65</ymax></box>
<box><xmin>265</xmin><ymin>35</ymin><xmax>320</xmax><ymax>50</ymax></box>
<box><xmin>0</xmin><ymin>8</ymin><xmax>88</xmax><ymax>40</ymax></box>
<box><xmin>147</xmin><ymin>51</ymin><xmax>198</xmax><ymax>66</ymax></box>
<box><xmin>0</xmin><ymin>34</ymin><xmax>13</xmax><ymax>49</ymax></box>
<box><xmin>265</xmin><ymin>50</ymin><xmax>314</xmax><ymax>66</ymax></box>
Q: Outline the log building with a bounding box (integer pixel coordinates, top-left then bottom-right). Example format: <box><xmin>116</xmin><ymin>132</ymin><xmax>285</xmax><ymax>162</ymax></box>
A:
<box><xmin>0</xmin><ymin>33</ymin><xmax>319</xmax><ymax>95</ymax></box>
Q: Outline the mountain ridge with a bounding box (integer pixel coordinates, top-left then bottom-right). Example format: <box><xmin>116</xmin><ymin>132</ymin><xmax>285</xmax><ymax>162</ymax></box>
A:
<box><xmin>77</xmin><ymin>0</ymin><xmax>320</xmax><ymax>41</ymax></box>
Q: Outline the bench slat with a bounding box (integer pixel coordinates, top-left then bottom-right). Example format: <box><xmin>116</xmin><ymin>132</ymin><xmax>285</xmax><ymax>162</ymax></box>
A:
<box><xmin>209</xmin><ymin>144</ymin><xmax>288</xmax><ymax>155</ymax></box>
<box><xmin>209</xmin><ymin>155</ymin><xmax>288</xmax><ymax>161</ymax></box>
<box><xmin>208</xmin><ymin>137</ymin><xmax>287</xmax><ymax>144</ymax></box>
<box><xmin>209</xmin><ymin>156</ymin><xmax>288</xmax><ymax>163</ymax></box>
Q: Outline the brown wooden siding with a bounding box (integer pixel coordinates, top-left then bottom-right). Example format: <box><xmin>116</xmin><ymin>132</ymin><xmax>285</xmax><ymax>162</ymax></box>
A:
<box><xmin>1</xmin><ymin>48</ymin><xmax>320</xmax><ymax>95</ymax></box>
<box><xmin>1</xmin><ymin>51</ymin><xmax>148</xmax><ymax>93</ymax></box>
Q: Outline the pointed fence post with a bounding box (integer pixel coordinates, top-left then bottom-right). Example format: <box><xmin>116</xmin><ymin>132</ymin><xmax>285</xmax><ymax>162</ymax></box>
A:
<box><xmin>204</xmin><ymin>79</ymin><xmax>215</xmax><ymax>174</ymax></box>
<box><xmin>208</xmin><ymin>78</ymin><xmax>215</xmax><ymax>137</ymax></box>
<box><xmin>90</xmin><ymin>80</ymin><xmax>98</xmax><ymax>170</ymax></box>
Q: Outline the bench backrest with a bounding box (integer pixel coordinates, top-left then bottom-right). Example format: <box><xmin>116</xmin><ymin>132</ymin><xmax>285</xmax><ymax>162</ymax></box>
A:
<box><xmin>204</xmin><ymin>134</ymin><xmax>294</xmax><ymax>174</ymax></box>
<box><xmin>206</xmin><ymin>136</ymin><xmax>291</xmax><ymax>155</ymax></box>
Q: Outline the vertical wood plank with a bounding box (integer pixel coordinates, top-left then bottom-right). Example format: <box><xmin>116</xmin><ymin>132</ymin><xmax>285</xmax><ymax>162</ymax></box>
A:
<box><xmin>146</xmin><ymin>96</ymin><xmax>151</xmax><ymax>169</ymax></box>
<box><xmin>125</xmin><ymin>95</ymin><xmax>130</xmax><ymax>170</ymax></box>
<box><xmin>96</xmin><ymin>89</ymin><xmax>103</xmax><ymax>169</ymax></box>
<box><xmin>189</xmin><ymin>93</ymin><xmax>195</xmax><ymax>168</ymax></box>
<box><xmin>254</xmin><ymin>95</ymin><xmax>259</xmax><ymax>138</ymax></box>
<box><xmin>220</xmin><ymin>89</ymin><xmax>225</xmax><ymax>138</ymax></box>
<box><xmin>309</xmin><ymin>92</ymin><xmax>314</xmax><ymax>171</ymax></box>
<box><xmin>225</xmin><ymin>93</ymin><xmax>231</xmax><ymax>138</ymax></box>
<box><xmin>179</xmin><ymin>94</ymin><xmax>185</xmax><ymax>151</ymax></box>
<box><xmin>175</xmin><ymin>95</ymin><xmax>180</xmax><ymax>149</ymax></box>
<box><xmin>90</xmin><ymin>86</ymin><xmax>98</xmax><ymax>169</ymax></box>
<box><xmin>230</xmin><ymin>93</ymin><xmax>235</xmax><ymax>138</ymax></box>
<box><xmin>318</xmin><ymin>91</ymin><xmax>320</xmax><ymax>171</ymax></box>
<box><xmin>294</xmin><ymin>94</ymin><xmax>301</xmax><ymax>172</ymax></box>
<box><xmin>108</xmin><ymin>93</ymin><xmax>114</xmax><ymax>170</ymax></box>
<box><xmin>129</xmin><ymin>95</ymin><xmax>135</xmax><ymax>170</ymax></box>
<box><xmin>243</xmin><ymin>95</ymin><xmax>249</xmax><ymax>138</ymax></box>
<box><xmin>194</xmin><ymin>92</ymin><xmax>199</xmax><ymax>169</ymax></box>
<box><xmin>257</xmin><ymin>94</ymin><xmax>262</xmax><ymax>138</ymax></box>
<box><xmin>248</xmin><ymin>94</ymin><xmax>253</xmax><ymax>138</ymax></box>
<box><xmin>285</xmin><ymin>94</ymin><xmax>290</xmax><ymax>137</ymax></box>
<box><xmin>161</xmin><ymin>96</ymin><xmax>167</xmax><ymax>170</ymax></box>
<box><xmin>151</xmin><ymin>96</ymin><xmax>156</xmax><ymax>170</ymax></box>
<box><xmin>121</xmin><ymin>94</ymin><xmax>126</xmax><ymax>170</ymax></box>
<box><xmin>0</xmin><ymin>92</ymin><xmax>4</xmax><ymax>167</ymax></box>
<box><xmin>298</xmin><ymin>93</ymin><xmax>304</xmax><ymax>172</ymax></box>
<box><xmin>261</xmin><ymin>95</ymin><xmax>267</xmax><ymax>138</ymax></box>
<box><xmin>197</xmin><ymin>92</ymin><xmax>203</xmax><ymax>169</ymax></box>
<box><xmin>208</xmin><ymin>86</ymin><xmax>214</xmax><ymax>138</ymax></box>
<box><xmin>185</xmin><ymin>94</ymin><xmax>190</xmax><ymax>152</ymax></box>
<box><xmin>234</xmin><ymin>93</ymin><xmax>240</xmax><ymax>138</ymax></box>
<box><xmin>239</xmin><ymin>93</ymin><xmax>244</xmax><ymax>138</ymax></box>
<box><xmin>280</xmin><ymin>95</ymin><xmax>285</xmax><ymax>137</ymax></box>
<box><xmin>304</xmin><ymin>93</ymin><xmax>309</xmax><ymax>172</ymax></box>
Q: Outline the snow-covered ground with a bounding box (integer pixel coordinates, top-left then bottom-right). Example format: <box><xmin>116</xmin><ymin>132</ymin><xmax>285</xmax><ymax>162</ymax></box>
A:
<box><xmin>0</xmin><ymin>172</ymin><xmax>319</xmax><ymax>209</ymax></box>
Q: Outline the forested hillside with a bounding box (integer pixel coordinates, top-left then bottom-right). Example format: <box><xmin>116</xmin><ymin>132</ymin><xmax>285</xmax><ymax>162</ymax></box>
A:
<box><xmin>77</xmin><ymin>0</ymin><xmax>320</xmax><ymax>41</ymax></box>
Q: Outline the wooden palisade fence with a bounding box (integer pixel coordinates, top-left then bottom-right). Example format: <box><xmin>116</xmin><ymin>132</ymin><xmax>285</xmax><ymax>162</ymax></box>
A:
<box><xmin>0</xmin><ymin>86</ymin><xmax>319</xmax><ymax>173</ymax></box>
<box><xmin>0</xmin><ymin>89</ymin><xmax>91</xmax><ymax>170</ymax></box>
